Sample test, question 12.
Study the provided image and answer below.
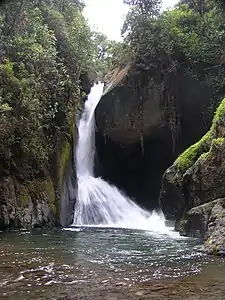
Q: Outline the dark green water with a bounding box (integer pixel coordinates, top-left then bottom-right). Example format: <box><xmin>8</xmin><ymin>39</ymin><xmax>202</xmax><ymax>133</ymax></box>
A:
<box><xmin>1</xmin><ymin>228</ymin><xmax>225</xmax><ymax>299</ymax></box>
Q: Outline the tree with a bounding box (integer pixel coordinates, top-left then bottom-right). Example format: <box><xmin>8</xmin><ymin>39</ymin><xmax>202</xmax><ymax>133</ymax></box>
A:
<box><xmin>122</xmin><ymin>0</ymin><xmax>162</xmax><ymax>45</ymax></box>
<box><xmin>0</xmin><ymin>0</ymin><xmax>95</xmax><ymax>177</ymax></box>
<box><xmin>124</xmin><ymin>0</ymin><xmax>162</xmax><ymax>16</ymax></box>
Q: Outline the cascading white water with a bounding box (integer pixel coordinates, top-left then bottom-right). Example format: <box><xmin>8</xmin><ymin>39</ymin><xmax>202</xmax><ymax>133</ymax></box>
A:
<box><xmin>73</xmin><ymin>83</ymin><xmax>172</xmax><ymax>234</ymax></box>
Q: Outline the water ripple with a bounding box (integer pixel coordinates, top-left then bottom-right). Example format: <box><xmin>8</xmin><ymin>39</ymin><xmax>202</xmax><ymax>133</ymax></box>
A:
<box><xmin>0</xmin><ymin>228</ymin><xmax>225</xmax><ymax>299</ymax></box>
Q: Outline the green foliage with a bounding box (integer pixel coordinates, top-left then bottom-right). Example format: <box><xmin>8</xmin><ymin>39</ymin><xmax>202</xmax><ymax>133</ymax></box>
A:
<box><xmin>115</xmin><ymin>0</ymin><xmax>225</xmax><ymax>149</ymax></box>
<box><xmin>124</xmin><ymin>0</ymin><xmax>162</xmax><ymax>14</ymax></box>
<box><xmin>122</xmin><ymin>0</ymin><xmax>225</xmax><ymax>84</ymax></box>
<box><xmin>0</xmin><ymin>0</ymin><xmax>95</xmax><ymax>179</ymax></box>
<box><xmin>90</xmin><ymin>31</ymin><xmax>130</xmax><ymax>79</ymax></box>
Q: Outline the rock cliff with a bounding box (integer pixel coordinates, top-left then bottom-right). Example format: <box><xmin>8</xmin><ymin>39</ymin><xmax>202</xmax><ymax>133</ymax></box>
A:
<box><xmin>95</xmin><ymin>63</ymin><xmax>217</xmax><ymax>209</ymax></box>
<box><xmin>0</xmin><ymin>176</ymin><xmax>56</xmax><ymax>230</ymax></box>
<box><xmin>160</xmin><ymin>98</ymin><xmax>225</xmax><ymax>255</ymax></box>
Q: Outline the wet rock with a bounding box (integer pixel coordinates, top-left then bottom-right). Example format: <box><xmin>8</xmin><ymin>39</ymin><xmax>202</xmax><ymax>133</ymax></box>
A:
<box><xmin>176</xmin><ymin>198</ymin><xmax>225</xmax><ymax>255</ymax></box>
<box><xmin>0</xmin><ymin>176</ymin><xmax>56</xmax><ymax>230</ymax></box>
<box><xmin>96</xmin><ymin>64</ymin><xmax>163</xmax><ymax>146</ymax></box>
<box><xmin>150</xmin><ymin>284</ymin><xmax>168</xmax><ymax>292</ymax></box>
<box><xmin>159</xmin><ymin>98</ymin><xmax>225</xmax><ymax>255</ymax></box>
<box><xmin>60</xmin><ymin>142</ymin><xmax>77</xmax><ymax>227</ymax></box>
<box><xmin>96</xmin><ymin>61</ymin><xmax>216</xmax><ymax>210</ymax></box>
<box><xmin>176</xmin><ymin>199</ymin><xmax>222</xmax><ymax>237</ymax></box>
<box><xmin>160</xmin><ymin>100</ymin><xmax>225</xmax><ymax>219</ymax></box>
<box><xmin>204</xmin><ymin>225</ymin><xmax>225</xmax><ymax>256</ymax></box>
<box><xmin>159</xmin><ymin>165</ymin><xmax>185</xmax><ymax>220</ymax></box>
<box><xmin>203</xmin><ymin>199</ymin><xmax>225</xmax><ymax>255</ymax></box>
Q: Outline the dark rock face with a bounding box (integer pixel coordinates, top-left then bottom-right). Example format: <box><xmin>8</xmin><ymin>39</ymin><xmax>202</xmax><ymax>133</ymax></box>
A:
<box><xmin>96</xmin><ymin>65</ymin><xmax>214</xmax><ymax>148</ymax></box>
<box><xmin>0</xmin><ymin>176</ymin><xmax>56</xmax><ymax>230</ymax></box>
<box><xmin>160</xmin><ymin>139</ymin><xmax>225</xmax><ymax>220</ymax></box>
<box><xmin>176</xmin><ymin>198</ymin><xmax>225</xmax><ymax>255</ymax></box>
<box><xmin>96</xmin><ymin>65</ymin><xmax>165</xmax><ymax>147</ymax></box>
<box><xmin>95</xmin><ymin>127</ymin><xmax>173</xmax><ymax>210</ymax></box>
<box><xmin>159</xmin><ymin>165</ymin><xmax>185</xmax><ymax>220</ymax></box>
<box><xmin>176</xmin><ymin>200</ymin><xmax>215</xmax><ymax>239</ymax></box>
<box><xmin>60</xmin><ymin>145</ymin><xmax>77</xmax><ymax>227</ymax></box>
<box><xmin>80</xmin><ymin>70</ymin><xmax>98</xmax><ymax>96</ymax></box>
<box><xmin>159</xmin><ymin>98</ymin><xmax>225</xmax><ymax>255</ymax></box>
<box><xmin>95</xmin><ymin>63</ymin><xmax>216</xmax><ymax>210</ymax></box>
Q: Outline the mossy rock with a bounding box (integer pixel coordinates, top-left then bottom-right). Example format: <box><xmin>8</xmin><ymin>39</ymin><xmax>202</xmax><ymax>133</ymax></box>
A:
<box><xmin>24</xmin><ymin>177</ymin><xmax>56</xmax><ymax>215</ymax></box>
<box><xmin>175</xmin><ymin>130</ymin><xmax>212</xmax><ymax>173</ymax></box>
<box><xmin>175</xmin><ymin>98</ymin><xmax>225</xmax><ymax>174</ymax></box>
<box><xmin>160</xmin><ymin>98</ymin><xmax>225</xmax><ymax>221</ymax></box>
<box><xmin>59</xmin><ymin>112</ymin><xmax>77</xmax><ymax>190</ymax></box>
<box><xmin>212</xmin><ymin>137</ymin><xmax>225</xmax><ymax>145</ymax></box>
<box><xmin>212</xmin><ymin>97</ymin><xmax>225</xmax><ymax>130</ymax></box>
<box><xmin>59</xmin><ymin>140</ymin><xmax>71</xmax><ymax>189</ymax></box>
<box><xmin>17</xmin><ymin>185</ymin><xmax>30</xmax><ymax>208</ymax></box>
<box><xmin>34</xmin><ymin>178</ymin><xmax>56</xmax><ymax>215</ymax></box>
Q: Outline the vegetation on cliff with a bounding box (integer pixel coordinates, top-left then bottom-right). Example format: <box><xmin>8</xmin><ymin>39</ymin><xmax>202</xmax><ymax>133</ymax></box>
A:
<box><xmin>0</xmin><ymin>0</ymin><xmax>91</xmax><ymax>177</ymax></box>
<box><xmin>160</xmin><ymin>96</ymin><xmax>225</xmax><ymax>254</ymax></box>
<box><xmin>3</xmin><ymin>0</ymin><xmax>225</xmax><ymax>185</ymax></box>
<box><xmin>175</xmin><ymin>96</ymin><xmax>225</xmax><ymax>172</ymax></box>
<box><xmin>2</xmin><ymin>0</ymin><xmax>225</xmax><ymax>230</ymax></box>
<box><xmin>0</xmin><ymin>0</ymin><xmax>122</xmax><ymax>227</ymax></box>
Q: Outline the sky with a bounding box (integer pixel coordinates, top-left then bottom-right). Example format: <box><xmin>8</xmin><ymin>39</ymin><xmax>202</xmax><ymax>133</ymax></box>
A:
<box><xmin>84</xmin><ymin>0</ymin><xmax>179</xmax><ymax>41</ymax></box>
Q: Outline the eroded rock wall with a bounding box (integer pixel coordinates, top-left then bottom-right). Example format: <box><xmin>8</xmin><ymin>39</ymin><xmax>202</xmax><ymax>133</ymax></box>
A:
<box><xmin>0</xmin><ymin>176</ymin><xmax>56</xmax><ymax>230</ymax></box>
<box><xmin>95</xmin><ymin>63</ymin><xmax>216</xmax><ymax>209</ymax></box>
<box><xmin>159</xmin><ymin>98</ymin><xmax>225</xmax><ymax>255</ymax></box>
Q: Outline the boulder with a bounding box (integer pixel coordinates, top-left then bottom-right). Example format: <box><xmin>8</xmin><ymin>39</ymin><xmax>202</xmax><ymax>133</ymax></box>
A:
<box><xmin>95</xmin><ymin>63</ymin><xmax>216</xmax><ymax>209</ymax></box>
<box><xmin>176</xmin><ymin>198</ymin><xmax>225</xmax><ymax>255</ymax></box>
<box><xmin>96</xmin><ymin>64</ymin><xmax>163</xmax><ymax>146</ymax></box>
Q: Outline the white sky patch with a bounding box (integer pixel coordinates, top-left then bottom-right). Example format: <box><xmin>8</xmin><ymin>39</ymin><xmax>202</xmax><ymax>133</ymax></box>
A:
<box><xmin>84</xmin><ymin>0</ymin><xmax>179</xmax><ymax>41</ymax></box>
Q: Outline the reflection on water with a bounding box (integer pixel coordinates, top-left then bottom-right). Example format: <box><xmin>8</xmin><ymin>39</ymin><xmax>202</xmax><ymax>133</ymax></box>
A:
<box><xmin>0</xmin><ymin>228</ymin><xmax>225</xmax><ymax>299</ymax></box>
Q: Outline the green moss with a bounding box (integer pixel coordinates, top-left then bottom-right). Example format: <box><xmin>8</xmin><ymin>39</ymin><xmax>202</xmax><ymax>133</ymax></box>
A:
<box><xmin>175</xmin><ymin>130</ymin><xmax>212</xmax><ymax>172</ymax></box>
<box><xmin>212</xmin><ymin>137</ymin><xmax>225</xmax><ymax>147</ymax></box>
<box><xmin>175</xmin><ymin>98</ymin><xmax>225</xmax><ymax>173</ymax></box>
<box><xmin>215</xmin><ymin>212</ymin><xmax>225</xmax><ymax>219</ymax></box>
<box><xmin>59</xmin><ymin>140</ymin><xmax>71</xmax><ymax>188</ymax></box>
<box><xmin>18</xmin><ymin>186</ymin><xmax>30</xmax><ymax>208</ymax></box>
<box><xmin>212</xmin><ymin>98</ymin><xmax>225</xmax><ymax>129</ymax></box>
<box><xmin>68</xmin><ymin>113</ymin><xmax>76</xmax><ymax>138</ymax></box>
<box><xmin>199</xmin><ymin>151</ymin><xmax>210</xmax><ymax>161</ymax></box>
<box><xmin>28</xmin><ymin>177</ymin><xmax>56</xmax><ymax>215</ymax></box>
<box><xmin>41</xmin><ymin>178</ymin><xmax>56</xmax><ymax>215</ymax></box>
<box><xmin>205</xmin><ymin>238</ymin><xmax>220</xmax><ymax>255</ymax></box>
<box><xmin>81</xmin><ymin>91</ymin><xmax>86</xmax><ymax>98</ymax></box>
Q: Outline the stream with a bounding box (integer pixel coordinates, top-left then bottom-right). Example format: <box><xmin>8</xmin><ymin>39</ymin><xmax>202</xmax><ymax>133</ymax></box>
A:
<box><xmin>1</xmin><ymin>228</ymin><xmax>225</xmax><ymax>299</ymax></box>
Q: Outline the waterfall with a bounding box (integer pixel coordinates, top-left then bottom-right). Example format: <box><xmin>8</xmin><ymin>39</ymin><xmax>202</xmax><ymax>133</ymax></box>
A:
<box><xmin>73</xmin><ymin>83</ymin><xmax>170</xmax><ymax>233</ymax></box>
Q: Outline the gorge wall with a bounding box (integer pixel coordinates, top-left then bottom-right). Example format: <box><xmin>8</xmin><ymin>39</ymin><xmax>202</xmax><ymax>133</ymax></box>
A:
<box><xmin>0</xmin><ymin>72</ymin><xmax>94</xmax><ymax>230</ymax></box>
<box><xmin>0</xmin><ymin>0</ymin><xmax>99</xmax><ymax>230</ymax></box>
<box><xmin>159</xmin><ymin>98</ymin><xmax>225</xmax><ymax>255</ymax></box>
<box><xmin>94</xmin><ymin>64</ymin><xmax>217</xmax><ymax>210</ymax></box>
